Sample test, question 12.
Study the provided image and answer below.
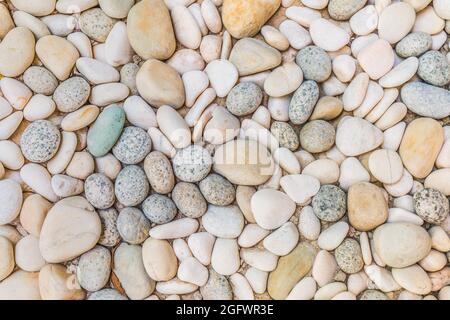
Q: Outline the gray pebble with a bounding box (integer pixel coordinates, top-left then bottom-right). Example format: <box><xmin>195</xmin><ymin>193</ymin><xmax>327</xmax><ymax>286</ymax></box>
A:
<box><xmin>76</xmin><ymin>246</ymin><xmax>111</xmax><ymax>292</ymax></box>
<box><xmin>98</xmin><ymin>208</ymin><xmax>120</xmax><ymax>247</ymax></box>
<box><xmin>84</xmin><ymin>173</ymin><xmax>115</xmax><ymax>209</ymax></box>
<box><xmin>312</xmin><ymin>185</ymin><xmax>347</xmax><ymax>222</ymax></box>
<box><xmin>117</xmin><ymin>207</ymin><xmax>150</xmax><ymax>244</ymax></box>
<box><xmin>296</xmin><ymin>46</ymin><xmax>332</xmax><ymax>83</ymax></box>
<box><xmin>401</xmin><ymin>81</ymin><xmax>450</xmax><ymax>119</ymax></box>
<box><xmin>199</xmin><ymin>174</ymin><xmax>236</xmax><ymax>206</ymax></box>
<box><xmin>334</xmin><ymin>238</ymin><xmax>364</xmax><ymax>274</ymax></box>
<box><xmin>360</xmin><ymin>290</ymin><xmax>389</xmax><ymax>300</ymax></box>
<box><xmin>144</xmin><ymin>151</ymin><xmax>175</xmax><ymax>194</ymax></box>
<box><xmin>115</xmin><ymin>165</ymin><xmax>149</xmax><ymax>206</ymax></box>
<box><xmin>417</xmin><ymin>50</ymin><xmax>450</xmax><ymax>86</ymax></box>
<box><xmin>172</xmin><ymin>182</ymin><xmax>207</xmax><ymax>218</ymax></box>
<box><xmin>20</xmin><ymin>120</ymin><xmax>61</xmax><ymax>163</ymax></box>
<box><xmin>200</xmin><ymin>269</ymin><xmax>233</xmax><ymax>300</ymax></box>
<box><xmin>300</xmin><ymin>120</ymin><xmax>335</xmax><ymax>153</ymax></box>
<box><xmin>79</xmin><ymin>8</ymin><xmax>115</xmax><ymax>43</ymax></box>
<box><xmin>173</xmin><ymin>145</ymin><xmax>212</xmax><ymax>183</ymax></box>
<box><xmin>120</xmin><ymin>63</ymin><xmax>139</xmax><ymax>95</ymax></box>
<box><xmin>289</xmin><ymin>80</ymin><xmax>319</xmax><ymax>125</ymax></box>
<box><xmin>142</xmin><ymin>194</ymin><xmax>177</xmax><ymax>224</ymax></box>
<box><xmin>53</xmin><ymin>77</ymin><xmax>91</xmax><ymax>113</ymax></box>
<box><xmin>23</xmin><ymin>66</ymin><xmax>58</xmax><ymax>95</ymax></box>
<box><xmin>328</xmin><ymin>0</ymin><xmax>366</xmax><ymax>20</ymax></box>
<box><xmin>226</xmin><ymin>82</ymin><xmax>262</xmax><ymax>116</ymax></box>
<box><xmin>270</xmin><ymin>121</ymin><xmax>299</xmax><ymax>151</ymax></box>
<box><xmin>112</xmin><ymin>126</ymin><xmax>152</xmax><ymax>165</ymax></box>
<box><xmin>88</xmin><ymin>288</ymin><xmax>128</xmax><ymax>300</ymax></box>
<box><xmin>413</xmin><ymin>188</ymin><xmax>449</xmax><ymax>224</ymax></box>
<box><xmin>395</xmin><ymin>32</ymin><xmax>432</xmax><ymax>58</ymax></box>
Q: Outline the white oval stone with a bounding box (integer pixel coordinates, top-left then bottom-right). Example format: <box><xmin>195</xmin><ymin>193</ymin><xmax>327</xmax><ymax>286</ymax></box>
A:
<box><xmin>309</xmin><ymin>18</ymin><xmax>350</xmax><ymax>52</ymax></box>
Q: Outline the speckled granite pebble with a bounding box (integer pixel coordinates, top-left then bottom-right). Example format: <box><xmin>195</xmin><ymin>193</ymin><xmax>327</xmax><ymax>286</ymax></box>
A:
<box><xmin>289</xmin><ymin>80</ymin><xmax>319</xmax><ymax>125</ymax></box>
<box><xmin>144</xmin><ymin>151</ymin><xmax>175</xmax><ymax>195</ymax></box>
<box><xmin>114</xmin><ymin>165</ymin><xmax>149</xmax><ymax>206</ymax></box>
<box><xmin>413</xmin><ymin>188</ymin><xmax>449</xmax><ymax>224</ymax></box>
<box><xmin>173</xmin><ymin>145</ymin><xmax>212</xmax><ymax>183</ymax></box>
<box><xmin>417</xmin><ymin>51</ymin><xmax>450</xmax><ymax>86</ymax></box>
<box><xmin>88</xmin><ymin>288</ymin><xmax>127</xmax><ymax>300</ymax></box>
<box><xmin>20</xmin><ymin>120</ymin><xmax>61</xmax><ymax>163</ymax></box>
<box><xmin>334</xmin><ymin>238</ymin><xmax>364</xmax><ymax>274</ymax></box>
<box><xmin>142</xmin><ymin>194</ymin><xmax>177</xmax><ymax>224</ymax></box>
<box><xmin>76</xmin><ymin>246</ymin><xmax>111</xmax><ymax>292</ymax></box>
<box><xmin>23</xmin><ymin>66</ymin><xmax>58</xmax><ymax>95</ymax></box>
<box><xmin>328</xmin><ymin>0</ymin><xmax>367</xmax><ymax>20</ymax></box>
<box><xmin>172</xmin><ymin>182</ymin><xmax>207</xmax><ymax>218</ymax></box>
<box><xmin>200</xmin><ymin>269</ymin><xmax>233</xmax><ymax>300</ymax></box>
<box><xmin>117</xmin><ymin>207</ymin><xmax>150</xmax><ymax>245</ymax></box>
<box><xmin>360</xmin><ymin>290</ymin><xmax>389</xmax><ymax>300</ymax></box>
<box><xmin>296</xmin><ymin>46</ymin><xmax>332</xmax><ymax>83</ymax></box>
<box><xmin>84</xmin><ymin>173</ymin><xmax>115</xmax><ymax>209</ymax></box>
<box><xmin>401</xmin><ymin>82</ymin><xmax>450</xmax><ymax>119</ymax></box>
<box><xmin>112</xmin><ymin>126</ymin><xmax>152</xmax><ymax>165</ymax></box>
<box><xmin>199</xmin><ymin>174</ymin><xmax>236</xmax><ymax>206</ymax></box>
<box><xmin>98</xmin><ymin>208</ymin><xmax>120</xmax><ymax>247</ymax></box>
<box><xmin>270</xmin><ymin>121</ymin><xmax>299</xmax><ymax>151</ymax></box>
<box><xmin>226</xmin><ymin>82</ymin><xmax>263</xmax><ymax>116</ymax></box>
<box><xmin>300</xmin><ymin>120</ymin><xmax>335</xmax><ymax>153</ymax></box>
<box><xmin>395</xmin><ymin>32</ymin><xmax>432</xmax><ymax>58</ymax></box>
<box><xmin>79</xmin><ymin>8</ymin><xmax>115</xmax><ymax>43</ymax></box>
<box><xmin>120</xmin><ymin>63</ymin><xmax>139</xmax><ymax>95</ymax></box>
<box><xmin>53</xmin><ymin>77</ymin><xmax>91</xmax><ymax>113</ymax></box>
<box><xmin>312</xmin><ymin>185</ymin><xmax>347</xmax><ymax>222</ymax></box>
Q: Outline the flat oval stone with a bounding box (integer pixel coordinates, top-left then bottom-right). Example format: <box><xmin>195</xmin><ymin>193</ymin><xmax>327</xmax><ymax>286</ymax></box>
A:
<box><xmin>87</xmin><ymin>105</ymin><xmax>125</xmax><ymax>157</ymax></box>
<box><xmin>374</xmin><ymin>223</ymin><xmax>431</xmax><ymax>268</ymax></box>
<box><xmin>392</xmin><ymin>265</ymin><xmax>432</xmax><ymax>295</ymax></box>
<box><xmin>0</xmin><ymin>179</ymin><xmax>22</xmax><ymax>225</ymax></box>
<box><xmin>172</xmin><ymin>182</ymin><xmax>207</xmax><ymax>218</ymax></box>
<box><xmin>264</xmin><ymin>62</ymin><xmax>303</xmax><ymax>97</ymax></box>
<box><xmin>289</xmin><ymin>80</ymin><xmax>320</xmax><ymax>125</ymax></box>
<box><xmin>379</xmin><ymin>57</ymin><xmax>419</xmax><ymax>88</ymax></box>
<box><xmin>0</xmin><ymin>27</ymin><xmax>35</xmax><ymax>77</ymax></box>
<box><xmin>378</xmin><ymin>2</ymin><xmax>416</xmax><ymax>44</ymax></box>
<box><xmin>144</xmin><ymin>151</ymin><xmax>175</xmax><ymax>194</ymax></box>
<box><xmin>401</xmin><ymin>82</ymin><xmax>450</xmax><ymax>119</ymax></box>
<box><xmin>251</xmin><ymin>189</ymin><xmax>296</xmax><ymax>230</ymax></box>
<box><xmin>309</xmin><ymin>18</ymin><xmax>350</xmax><ymax>52</ymax></box>
<box><xmin>395</xmin><ymin>32</ymin><xmax>432</xmax><ymax>58</ymax></box>
<box><xmin>357</xmin><ymin>39</ymin><xmax>395</xmax><ymax>80</ymax></box>
<box><xmin>142</xmin><ymin>238</ymin><xmax>177</xmax><ymax>281</ymax></box>
<box><xmin>53</xmin><ymin>77</ymin><xmax>90</xmax><ymax>113</ymax></box>
<box><xmin>127</xmin><ymin>0</ymin><xmax>176</xmax><ymax>60</ymax></box>
<box><xmin>328</xmin><ymin>0</ymin><xmax>366</xmax><ymax>20</ymax></box>
<box><xmin>202</xmin><ymin>205</ymin><xmax>244</xmax><ymax>238</ymax></box>
<box><xmin>39</xmin><ymin>196</ymin><xmax>101</xmax><ymax>263</ymax></box>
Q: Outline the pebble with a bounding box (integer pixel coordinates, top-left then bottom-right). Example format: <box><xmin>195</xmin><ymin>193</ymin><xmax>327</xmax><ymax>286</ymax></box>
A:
<box><xmin>278</xmin><ymin>19</ymin><xmax>312</xmax><ymax>50</ymax></box>
<box><xmin>0</xmin><ymin>270</ymin><xmax>41</xmax><ymax>300</ymax></box>
<box><xmin>115</xmin><ymin>165</ymin><xmax>149</xmax><ymax>206</ymax></box>
<box><xmin>20</xmin><ymin>164</ymin><xmax>58</xmax><ymax>202</ymax></box>
<box><xmin>66</xmin><ymin>151</ymin><xmax>95</xmax><ymax>180</ymax></box>
<box><xmin>413</xmin><ymin>6</ymin><xmax>445</xmax><ymax>34</ymax></box>
<box><xmin>211</xmin><ymin>238</ymin><xmax>240</xmax><ymax>276</ymax></box>
<box><xmin>392</xmin><ymin>265</ymin><xmax>432</xmax><ymax>295</ymax></box>
<box><xmin>19</xmin><ymin>194</ymin><xmax>51</xmax><ymax>237</ymax></box>
<box><xmin>199</xmin><ymin>174</ymin><xmax>235</xmax><ymax>206</ymax></box>
<box><xmin>417</xmin><ymin>50</ymin><xmax>450</xmax><ymax>86</ymax></box>
<box><xmin>328</xmin><ymin>0</ymin><xmax>366</xmax><ymax>20</ymax></box>
<box><xmin>149</xmin><ymin>218</ymin><xmax>199</xmax><ymax>240</ymax></box>
<box><xmin>89</xmin><ymin>83</ymin><xmax>129</xmax><ymax>106</ymax></box>
<box><xmin>202</xmin><ymin>205</ymin><xmax>244</xmax><ymax>238</ymax></box>
<box><xmin>263</xmin><ymin>222</ymin><xmax>299</xmax><ymax>256</ymax></box>
<box><xmin>396</xmin><ymin>32</ymin><xmax>432</xmax><ymax>58</ymax></box>
<box><xmin>172</xmin><ymin>182</ymin><xmax>207</xmax><ymax>218</ymax></box>
<box><xmin>178</xmin><ymin>256</ymin><xmax>208</xmax><ymax>287</ymax></box>
<box><xmin>88</xmin><ymin>289</ymin><xmax>127</xmax><ymax>300</ymax></box>
<box><xmin>413</xmin><ymin>188</ymin><xmax>449</xmax><ymax>224</ymax></box>
<box><xmin>84</xmin><ymin>173</ymin><xmax>115</xmax><ymax>209</ymax></box>
<box><xmin>200</xmin><ymin>269</ymin><xmax>232</xmax><ymax>300</ymax></box>
<box><xmin>343</xmin><ymin>72</ymin><xmax>369</xmax><ymax>111</ymax></box>
<box><xmin>424</xmin><ymin>169</ymin><xmax>450</xmax><ymax>196</ymax></box>
<box><xmin>204</xmin><ymin>59</ymin><xmax>238</xmax><ymax>98</ymax></box>
<box><xmin>378</xmin><ymin>2</ymin><xmax>416</xmax><ymax>44</ymax></box>
<box><xmin>23</xmin><ymin>95</ymin><xmax>56</xmax><ymax>122</ymax></box>
<box><xmin>173</xmin><ymin>145</ymin><xmax>212</xmax><ymax>183</ymax></box>
<box><xmin>289</xmin><ymin>80</ymin><xmax>320</xmax><ymax>125</ymax></box>
<box><xmin>310</xmin><ymin>96</ymin><xmax>343</xmax><ymax>121</ymax></box>
<box><xmin>309</xmin><ymin>18</ymin><xmax>350</xmax><ymax>52</ymax></box>
<box><xmin>39</xmin><ymin>196</ymin><xmax>101</xmax><ymax>263</ymax></box>
<box><xmin>401</xmin><ymin>82</ymin><xmax>450</xmax><ymax>119</ymax></box>
<box><xmin>0</xmin><ymin>179</ymin><xmax>22</xmax><ymax>225</ymax></box>
<box><xmin>20</xmin><ymin>120</ymin><xmax>61</xmax><ymax>163</ymax></box>
<box><xmin>77</xmin><ymin>246</ymin><xmax>111</xmax><ymax>292</ymax></box>
<box><xmin>368</xmin><ymin>149</ymin><xmax>403</xmax><ymax>184</ymax></box>
<box><xmin>23</xmin><ymin>66</ymin><xmax>58</xmax><ymax>96</ymax></box>
<box><xmin>167</xmin><ymin>49</ymin><xmax>205</xmax><ymax>74</ymax></box>
<box><xmin>142</xmin><ymin>194</ymin><xmax>177</xmax><ymax>225</ymax></box>
<box><xmin>335</xmin><ymin>238</ymin><xmax>364</xmax><ymax>274</ymax></box>
<box><xmin>98</xmin><ymin>208</ymin><xmax>120</xmax><ymax>247</ymax></box>
<box><xmin>0</xmin><ymin>27</ymin><xmax>35</xmax><ymax>77</ymax></box>
<box><xmin>296</xmin><ymin>46</ymin><xmax>331</xmax><ymax>82</ymax></box>
<box><xmin>142</xmin><ymin>238</ymin><xmax>177</xmax><ymax>281</ymax></box>
<box><xmin>357</xmin><ymin>39</ymin><xmax>394</xmax><ymax>80</ymax></box>
<box><xmin>53</xmin><ymin>77</ymin><xmax>90</xmax><ymax>113</ymax></box>
<box><xmin>143</xmin><ymin>152</ymin><xmax>174</xmax><ymax>195</ymax></box>
<box><xmin>312</xmin><ymin>250</ymin><xmax>338</xmax><ymax>287</ymax></box>
<box><xmin>51</xmin><ymin>174</ymin><xmax>84</xmax><ymax>198</ymax></box>
<box><xmin>261</xmin><ymin>26</ymin><xmax>290</xmax><ymax>51</ymax></box>
<box><xmin>312</xmin><ymin>185</ymin><xmax>346</xmax><ymax>222</ymax></box>
<box><xmin>270</xmin><ymin>121</ymin><xmax>299</xmax><ymax>151</ymax></box>
<box><xmin>317</xmin><ymin>221</ymin><xmax>349</xmax><ymax>251</ymax></box>
<box><xmin>251</xmin><ymin>189</ymin><xmax>296</xmax><ymax>230</ymax></box>
<box><xmin>379</xmin><ymin>57</ymin><xmax>419</xmax><ymax>88</ymax></box>
<box><xmin>300</xmin><ymin>120</ymin><xmax>335</xmax><ymax>153</ymax></box>
<box><xmin>264</xmin><ymin>62</ymin><xmax>303</xmax><ymax>97</ymax></box>
<box><xmin>117</xmin><ymin>207</ymin><xmax>150</xmax><ymax>245</ymax></box>
<box><xmin>226</xmin><ymin>82</ymin><xmax>262</xmax><ymax>116</ymax></box>
<box><xmin>112</xmin><ymin>127</ymin><xmax>151</xmax><ymax>165</ymax></box>
<box><xmin>39</xmin><ymin>264</ymin><xmax>85</xmax><ymax>300</ymax></box>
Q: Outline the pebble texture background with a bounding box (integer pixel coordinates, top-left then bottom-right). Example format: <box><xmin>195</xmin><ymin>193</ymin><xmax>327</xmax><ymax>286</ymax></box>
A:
<box><xmin>0</xmin><ymin>0</ymin><xmax>449</xmax><ymax>301</ymax></box>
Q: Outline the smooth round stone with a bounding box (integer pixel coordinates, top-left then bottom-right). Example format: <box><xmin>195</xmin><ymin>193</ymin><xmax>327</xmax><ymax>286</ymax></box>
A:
<box><xmin>296</xmin><ymin>46</ymin><xmax>331</xmax><ymax>82</ymax></box>
<box><xmin>373</xmin><ymin>223</ymin><xmax>431</xmax><ymax>268</ymax></box>
<box><xmin>117</xmin><ymin>207</ymin><xmax>150</xmax><ymax>244</ymax></box>
<box><xmin>368</xmin><ymin>149</ymin><xmax>403</xmax><ymax>184</ymax></box>
<box><xmin>23</xmin><ymin>66</ymin><xmax>58</xmax><ymax>95</ymax></box>
<box><xmin>10</xmin><ymin>0</ymin><xmax>55</xmax><ymax>16</ymax></box>
<box><xmin>399</xmin><ymin>118</ymin><xmax>444</xmax><ymax>179</ymax></box>
<box><xmin>88</xmin><ymin>288</ymin><xmax>127</xmax><ymax>300</ymax></box>
<box><xmin>251</xmin><ymin>189</ymin><xmax>296</xmax><ymax>230</ymax></box>
<box><xmin>278</xmin><ymin>19</ymin><xmax>312</xmax><ymax>51</ymax></box>
<box><xmin>144</xmin><ymin>151</ymin><xmax>174</xmax><ymax>194</ymax></box>
<box><xmin>310</xmin><ymin>96</ymin><xmax>343</xmax><ymax>121</ymax></box>
<box><xmin>264</xmin><ymin>62</ymin><xmax>303</xmax><ymax>97</ymax></box>
<box><xmin>413</xmin><ymin>6</ymin><xmax>445</xmax><ymax>34</ymax></box>
<box><xmin>348</xmin><ymin>182</ymin><xmax>388</xmax><ymax>231</ymax></box>
<box><xmin>312</xmin><ymin>185</ymin><xmax>346</xmax><ymax>222</ymax></box>
<box><xmin>335</xmin><ymin>238</ymin><xmax>364</xmax><ymax>274</ymax></box>
<box><xmin>112</xmin><ymin>127</ymin><xmax>151</xmax><ymax>165</ymax></box>
<box><xmin>0</xmin><ymin>27</ymin><xmax>35</xmax><ymax>77</ymax></box>
<box><xmin>87</xmin><ymin>105</ymin><xmax>125</xmax><ymax>157</ymax></box>
<box><xmin>335</xmin><ymin>117</ymin><xmax>383</xmax><ymax>156</ymax></box>
<box><xmin>66</xmin><ymin>151</ymin><xmax>95</xmax><ymax>180</ymax></box>
<box><xmin>349</xmin><ymin>5</ymin><xmax>377</xmax><ymax>36</ymax></box>
<box><xmin>263</xmin><ymin>222</ymin><xmax>299</xmax><ymax>256</ymax></box>
<box><xmin>299</xmin><ymin>120</ymin><xmax>335</xmax><ymax>153</ymax></box>
<box><xmin>76</xmin><ymin>57</ymin><xmax>120</xmax><ymax>84</ymax></box>
<box><xmin>142</xmin><ymin>194</ymin><xmax>177</xmax><ymax>225</ymax></box>
<box><xmin>413</xmin><ymin>188</ymin><xmax>449</xmax><ymax>224</ymax></box>
<box><xmin>20</xmin><ymin>194</ymin><xmax>51</xmax><ymax>237</ymax></box>
<box><xmin>0</xmin><ymin>237</ymin><xmax>14</xmax><ymax>281</ymax></box>
<box><xmin>332</xmin><ymin>55</ymin><xmax>356</xmax><ymax>83</ymax></box>
<box><xmin>261</xmin><ymin>25</ymin><xmax>289</xmax><ymax>51</ymax></box>
<box><xmin>270</xmin><ymin>121</ymin><xmax>299</xmax><ymax>151</ymax></box>
<box><xmin>136</xmin><ymin>59</ymin><xmax>185</xmax><ymax>109</ymax></box>
<box><xmin>200</xmin><ymin>269</ymin><xmax>232</xmax><ymax>300</ymax></box>
<box><xmin>417</xmin><ymin>50</ymin><xmax>450</xmax><ymax>86</ymax></box>
<box><xmin>298</xmin><ymin>206</ymin><xmax>321</xmax><ymax>240</ymax></box>
<box><xmin>425</xmin><ymin>169</ymin><xmax>450</xmax><ymax>196</ymax></box>
<box><xmin>268</xmin><ymin>242</ymin><xmax>317</xmax><ymax>300</ymax></box>
<box><xmin>360</xmin><ymin>290</ymin><xmax>388</xmax><ymax>300</ymax></box>
<box><xmin>23</xmin><ymin>94</ymin><xmax>56</xmax><ymax>122</ymax></box>
<box><xmin>61</xmin><ymin>105</ymin><xmax>99</xmax><ymax>132</ymax></box>
<box><xmin>172</xmin><ymin>182</ymin><xmax>207</xmax><ymax>218</ymax></box>
<box><xmin>328</xmin><ymin>0</ymin><xmax>366</xmax><ymax>20</ymax></box>
<box><xmin>395</xmin><ymin>32</ymin><xmax>432</xmax><ymax>58</ymax></box>
<box><xmin>36</xmin><ymin>35</ymin><xmax>79</xmax><ymax>81</ymax></box>
<box><xmin>0</xmin><ymin>3</ymin><xmax>14</xmax><ymax>39</ymax></box>
<box><xmin>79</xmin><ymin>8</ymin><xmax>115</xmax><ymax>42</ymax></box>
<box><xmin>289</xmin><ymin>80</ymin><xmax>320</xmax><ymax>125</ymax></box>
<box><xmin>199</xmin><ymin>174</ymin><xmax>235</xmax><ymax>206</ymax></box>
<box><xmin>127</xmin><ymin>0</ymin><xmax>175</xmax><ymax>60</ymax></box>
<box><xmin>120</xmin><ymin>63</ymin><xmax>139</xmax><ymax>95</ymax></box>
<box><xmin>84</xmin><ymin>173</ymin><xmax>115</xmax><ymax>209</ymax></box>
<box><xmin>14</xmin><ymin>11</ymin><xmax>50</xmax><ymax>40</ymax></box>
<box><xmin>115</xmin><ymin>165</ymin><xmax>149</xmax><ymax>207</ymax></box>
<box><xmin>171</xmin><ymin>5</ymin><xmax>202</xmax><ymax>50</ymax></box>
<box><xmin>392</xmin><ymin>265</ymin><xmax>432</xmax><ymax>295</ymax></box>
<box><xmin>20</xmin><ymin>164</ymin><xmax>59</xmax><ymax>202</ymax></box>
<box><xmin>53</xmin><ymin>77</ymin><xmax>90</xmax><ymax>113</ymax></box>
<box><xmin>89</xmin><ymin>83</ymin><xmax>130</xmax><ymax>107</ymax></box>
<box><xmin>378</xmin><ymin>2</ymin><xmax>415</xmax><ymax>44</ymax></box>
<box><xmin>51</xmin><ymin>174</ymin><xmax>84</xmax><ymax>198</ymax></box>
<box><xmin>211</xmin><ymin>238</ymin><xmax>240</xmax><ymax>276</ymax></box>
<box><xmin>0</xmin><ymin>179</ymin><xmax>22</xmax><ymax>225</ymax></box>
<box><xmin>20</xmin><ymin>120</ymin><xmax>61</xmax><ymax>163</ymax></box>
<box><xmin>309</xmin><ymin>18</ymin><xmax>350</xmax><ymax>52</ymax></box>
<box><xmin>39</xmin><ymin>196</ymin><xmax>101</xmax><ymax>263</ymax></box>
<box><xmin>226</xmin><ymin>82</ymin><xmax>262</xmax><ymax>116</ymax></box>
<box><xmin>200</xmin><ymin>35</ymin><xmax>222</xmax><ymax>63</ymax></box>
<box><xmin>98</xmin><ymin>208</ymin><xmax>120</xmax><ymax>247</ymax></box>
<box><xmin>213</xmin><ymin>139</ymin><xmax>274</xmax><ymax>186</ymax></box>
<box><xmin>142</xmin><ymin>237</ymin><xmax>177</xmax><ymax>281</ymax></box>
<box><xmin>303</xmin><ymin>159</ymin><xmax>340</xmax><ymax>185</ymax></box>
<box><xmin>204</xmin><ymin>59</ymin><xmax>238</xmax><ymax>98</ymax></box>
<box><xmin>357</xmin><ymin>39</ymin><xmax>395</xmax><ymax>80</ymax></box>
<box><xmin>172</xmin><ymin>145</ymin><xmax>212</xmax><ymax>183</ymax></box>
<box><xmin>202</xmin><ymin>205</ymin><xmax>244</xmax><ymax>238</ymax></box>
<box><xmin>312</xmin><ymin>249</ymin><xmax>338</xmax><ymax>287</ymax></box>
<box><xmin>401</xmin><ymin>82</ymin><xmax>450</xmax><ymax>119</ymax></box>
<box><xmin>342</xmin><ymin>72</ymin><xmax>369</xmax><ymax>111</ymax></box>
<box><xmin>280</xmin><ymin>174</ymin><xmax>320</xmax><ymax>205</ymax></box>
<box><xmin>76</xmin><ymin>246</ymin><xmax>111</xmax><ymax>292</ymax></box>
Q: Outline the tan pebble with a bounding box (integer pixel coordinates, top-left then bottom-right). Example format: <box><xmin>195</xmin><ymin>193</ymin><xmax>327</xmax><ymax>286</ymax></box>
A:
<box><xmin>20</xmin><ymin>194</ymin><xmax>52</xmax><ymax>237</ymax></box>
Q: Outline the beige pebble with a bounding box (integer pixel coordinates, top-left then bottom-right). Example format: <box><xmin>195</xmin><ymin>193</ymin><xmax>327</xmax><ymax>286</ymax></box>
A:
<box><xmin>261</xmin><ymin>26</ymin><xmax>290</xmax><ymax>51</ymax></box>
<box><xmin>0</xmin><ymin>140</ymin><xmax>24</xmax><ymax>170</ymax></box>
<box><xmin>309</xmin><ymin>18</ymin><xmax>350</xmax><ymax>52</ymax></box>
<box><xmin>23</xmin><ymin>95</ymin><xmax>56</xmax><ymax>121</ymax></box>
<box><xmin>171</xmin><ymin>5</ymin><xmax>202</xmax><ymax>50</ymax></box>
<box><xmin>47</xmin><ymin>131</ymin><xmax>77</xmax><ymax>175</ymax></box>
<box><xmin>378</xmin><ymin>2</ymin><xmax>416</xmax><ymax>44</ymax></box>
<box><xmin>343</xmin><ymin>72</ymin><xmax>369</xmax><ymax>111</ymax></box>
<box><xmin>379</xmin><ymin>57</ymin><xmax>418</xmax><ymax>88</ymax></box>
<box><xmin>279</xmin><ymin>19</ymin><xmax>312</xmax><ymax>50</ymax></box>
<box><xmin>317</xmin><ymin>221</ymin><xmax>349</xmax><ymax>251</ymax></box>
<box><xmin>0</xmin><ymin>27</ymin><xmax>35</xmax><ymax>77</ymax></box>
<box><xmin>0</xmin><ymin>270</ymin><xmax>41</xmax><ymax>300</ymax></box>
<box><xmin>280</xmin><ymin>174</ymin><xmax>320</xmax><ymax>205</ymax></box>
<box><xmin>285</xmin><ymin>6</ymin><xmax>321</xmax><ymax>27</ymax></box>
<box><xmin>365</xmin><ymin>88</ymin><xmax>399</xmax><ymax>123</ymax></box>
<box><xmin>142</xmin><ymin>238</ymin><xmax>177</xmax><ymax>281</ymax></box>
<box><xmin>383</xmin><ymin>122</ymin><xmax>406</xmax><ymax>151</ymax></box>
<box><xmin>303</xmin><ymin>159</ymin><xmax>340</xmax><ymax>184</ymax></box>
<box><xmin>211</xmin><ymin>238</ymin><xmax>240</xmax><ymax>276</ymax></box>
<box><xmin>392</xmin><ymin>265</ymin><xmax>432</xmax><ymax>295</ymax></box>
<box><xmin>350</xmin><ymin>5</ymin><xmax>378</xmax><ymax>36</ymax></box>
<box><xmin>353</xmin><ymin>81</ymin><xmax>384</xmax><ymax>118</ymax></box>
<box><xmin>332</xmin><ymin>55</ymin><xmax>356</xmax><ymax>83</ymax></box>
<box><xmin>15</xmin><ymin>235</ymin><xmax>45</xmax><ymax>272</ymax></box>
<box><xmin>368</xmin><ymin>149</ymin><xmax>403</xmax><ymax>184</ymax></box>
<box><xmin>0</xmin><ymin>77</ymin><xmax>32</xmax><ymax>111</ymax></box>
<box><xmin>357</xmin><ymin>39</ymin><xmax>394</xmax><ymax>80</ymax></box>
<box><xmin>264</xmin><ymin>62</ymin><xmax>303</xmax><ymax>97</ymax></box>
<box><xmin>20</xmin><ymin>164</ymin><xmax>58</xmax><ymax>203</ymax></box>
<box><xmin>199</xmin><ymin>35</ymin><xmax>222</xmax><ymax>63</ymax></box>
<box><xmin>20</xmin><ymin>194</ymin><xmax>52</xmax><ymax>237</ymax></box>
<box><xmin>187</xmin><ymin>232</ymin><xmax>215</xmax><ymax>266</ymax></box>
<box><xmin>167</xmin><ymin>49</ymin><xmax>205</xmax><ymax>74</ymax></box>
<box><xmin>66</xmin><ymin>151</ymin><xmax>95</xmax><ymax>180</ymax></box>
<box><xmin>413</xmin><ymin>6</ymin><xmax>445</xmax><ymax>34</ymax></box>
<box><xmin>0</xmin><ymin>111</ymin><xmax>23</xmax><ymax>140</ymax></box>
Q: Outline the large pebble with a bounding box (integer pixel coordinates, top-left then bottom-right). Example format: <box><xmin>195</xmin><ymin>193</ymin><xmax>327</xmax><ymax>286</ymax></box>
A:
<box><xmin>413</xmin><ymin>188</ymin><xmax>449</xmax><ymax>224</ymax></box>
<box><xmin>312</xmin><ymin>185</ymin><xmax>346</xmax><ymax>222</ymax></box>
<box><xmin>251</xmin><ymin>189</ymin><xmax>296</xmax><ymax>230</ymax></box>
<box><xmin>289</xmin><ymin>80</ymin><xmax>320</xmax><ymax>125</ymax></box>
<box><xmin>0</xmin><ymin>179</ymin><xmax>22</xmax><ymax>225</ymax></box>
<box><xmin>20</xmin><ymin>120</ymin><xmax>61</xmax><ymax>163</ymax></box>
<box><xmin>202</xmin><ymin>205</ymin><xmax>244</xmax><ymax>238</ymax></box>
<box><xmin>309</xmin><ymin>18</ymin><xmax>350</xmax><ymax>52</ymax></box>
<box><xmin>117</xmin><ymin>207</ymin><xmax>150</xmax><ymax>244</ymax></box>
<box><xmin>0</xmin><ymin>27</ymin><xmax>35</xmax><ymax>77</ymax></box>
<box><xmin>142</xmin><ymin>238</ymin><xmax>177</xmax><ymax>281</ymax></box>
<box><xmin>77</xmin><ymin>246</ymin><xmax>111</xmax><ymax>292</ymax></box>
<box><xmin>172</xmin><ymin>182</ymin><xmax>207</xmax><ymax>218</ymax></box>
<box><xmin>417</xmin><ymin>50</ymin><xmax>450</xmax><ymax>86</ymax></box>
<box><xmin>378</xmin><ymin>2</ymin><xmax>415</xmax><ymax>44</ymax></box>
<box><xmin>401</xmin><ymin>82</ymin><xmax>450</xmax><ymax>119</ymax></box>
